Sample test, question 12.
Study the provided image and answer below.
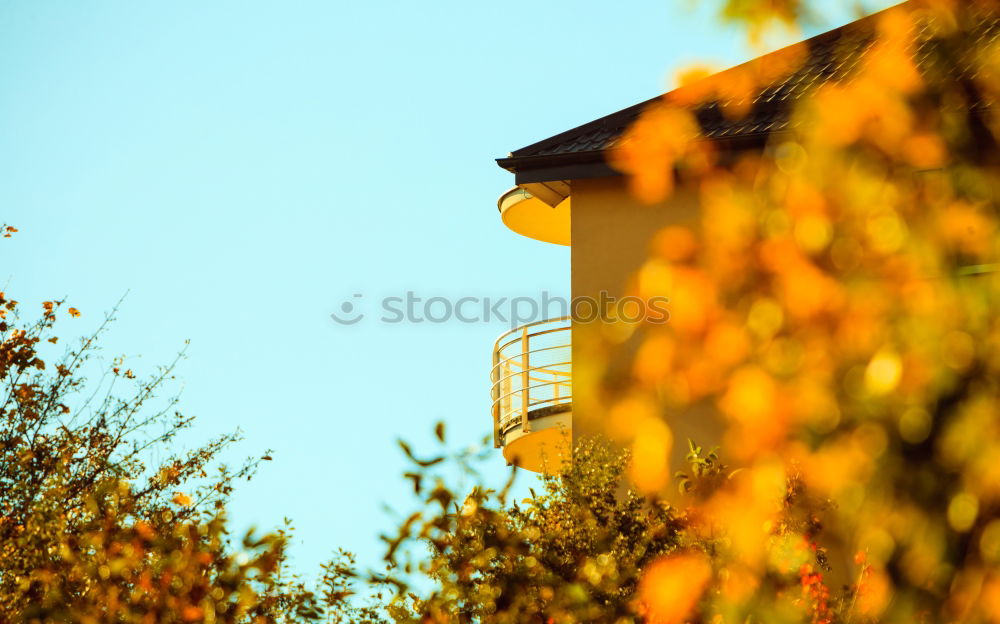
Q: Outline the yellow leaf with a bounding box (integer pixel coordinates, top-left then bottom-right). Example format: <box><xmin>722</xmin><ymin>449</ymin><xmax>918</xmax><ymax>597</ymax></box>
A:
<box><xmin>630</xmin><ymin>417</ymin><xmax>673</xmax><ymax>494</ymax></box>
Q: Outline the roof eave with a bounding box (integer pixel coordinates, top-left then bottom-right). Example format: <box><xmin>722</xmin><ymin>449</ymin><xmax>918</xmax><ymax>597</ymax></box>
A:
<box><xmin>496</xmin><ymin>151</ymin><xmax>614</xmax><ymax>184</ymax></box>
<box><xmin>498</xmin><ymin>132</ymin><xmax>778</xmax><ymax>185</ymax></box>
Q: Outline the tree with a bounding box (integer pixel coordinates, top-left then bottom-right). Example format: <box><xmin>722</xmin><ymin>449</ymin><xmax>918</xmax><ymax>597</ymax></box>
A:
<box><xmin>363</xmin><ymin>432</ymin><xmax>842</xmax><ymax>623</ymax></box>
<box><xmin>603</xmin><ymin>1</ymin><xmax>1000</xmax><ymax>621</ymax></box>
<box><xmin>0</xmin><ymin>235</ymin><xmax>379</xmax><ymax>622</ymax></box>
<box><xmin>8</xmin><ymin>1</ymin><xmax>1000</xmax><ymax>621</ymax></box>
<box><xmin>375</xmin><ymin>437</ymin><xmax>682</xmax><ymax>623</ymax></box>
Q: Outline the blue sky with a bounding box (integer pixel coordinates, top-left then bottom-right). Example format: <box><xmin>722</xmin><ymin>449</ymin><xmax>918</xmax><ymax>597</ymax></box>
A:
<box><xmin>1</xmin><ymin>0</ymin><xmax>898</xmax><ymax>580</ymax></box>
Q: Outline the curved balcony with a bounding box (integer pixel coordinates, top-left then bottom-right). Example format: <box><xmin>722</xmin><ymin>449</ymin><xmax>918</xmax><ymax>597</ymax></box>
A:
<box><xmin>491</xmin><ymin>317</ymin><xmax>571</xmax><ymax>473</ymax></box>
<box><xmin>498</xmin><ymin>187</ymin><xmax>571</xmax><ymax>246</ymax></box>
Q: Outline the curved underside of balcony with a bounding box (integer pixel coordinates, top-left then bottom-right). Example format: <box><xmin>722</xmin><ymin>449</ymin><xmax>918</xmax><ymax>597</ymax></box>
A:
<box><xmin>497</xmin><ymin>187</ymin><xmax>570</xmax><ymax>246</ymax></box>
<box><xmin>498</xmin><ymin>403</ymin><xmax>571</xmax><ymax>473</ymax></box>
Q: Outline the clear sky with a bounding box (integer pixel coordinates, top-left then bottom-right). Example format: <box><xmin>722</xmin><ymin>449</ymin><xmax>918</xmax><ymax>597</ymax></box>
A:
<box><xmin>1</xmin><ymin>0</ymin><xmax>898</xmax><ymax>580</ymax></box>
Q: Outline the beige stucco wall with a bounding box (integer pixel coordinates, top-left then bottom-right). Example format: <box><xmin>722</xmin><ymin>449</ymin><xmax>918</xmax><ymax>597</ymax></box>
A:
<box><xmin>570</xmin><ymin>176</ymin><xmax>700</xmax><ymax>304</ymax></box>
<box><xmin>569</xmin><ymin>175</ymin><xmax>723</xmax><ymax>475</ymax></box>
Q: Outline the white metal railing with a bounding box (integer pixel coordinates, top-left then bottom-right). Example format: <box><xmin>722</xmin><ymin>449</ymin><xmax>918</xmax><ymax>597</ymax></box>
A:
<box><xmin>490</xmin><ymin>317</ymin><xmax>571</xmax><ymax>447</ymax></box>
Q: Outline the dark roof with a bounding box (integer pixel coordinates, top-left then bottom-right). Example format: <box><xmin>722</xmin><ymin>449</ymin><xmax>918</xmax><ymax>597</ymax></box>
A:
<box><xmin>495</xmin><ymin>1</ymin><xmax>994</xmax><ymax>185</ymax></box>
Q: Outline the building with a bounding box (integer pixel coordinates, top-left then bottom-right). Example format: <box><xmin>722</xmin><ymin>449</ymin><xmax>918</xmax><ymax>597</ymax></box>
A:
<box><xmin>489</xmin><ymin>2</ymin><xmax>997</xmax><ymax>473</ymax></box>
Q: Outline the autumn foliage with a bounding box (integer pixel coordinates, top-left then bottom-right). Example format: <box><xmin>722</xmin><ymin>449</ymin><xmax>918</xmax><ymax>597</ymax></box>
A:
<box><xmin>6</xmin><ymin>1</ymin><xmax>1000</xmax><ymax>622</ymax></box>
<box><xmin>374</xmin><ymin>1</ymin><xmax>1000</xmax><ymax>622</ymax></box>
<box><xmin>0</xmin><ymin>261</ymin><xmax>383</xmax><ymax>622</ymax></box>
<box><xmin>602</xmin><ymin>1</ymin><xmax>1000</xmax><ymax>622</ymax></box>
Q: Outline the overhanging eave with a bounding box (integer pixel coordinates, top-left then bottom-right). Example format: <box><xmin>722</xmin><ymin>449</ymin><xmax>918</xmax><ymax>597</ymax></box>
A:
<box><xmin>496</xmin><ymin>150</ymin><xmax>617</xmax><ymax>185</ymax></box>
<box><xmin>496</xmin><ymin>132</ymin><xmax>776</xmax><ymax>185</ymax></box>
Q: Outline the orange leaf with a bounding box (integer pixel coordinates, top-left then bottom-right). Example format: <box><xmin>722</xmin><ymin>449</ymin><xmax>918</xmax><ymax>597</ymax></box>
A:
<box><xmin>640</xmin><ymin>552</ymin><xmax>712</xmax><ymax>623</ymax></box>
